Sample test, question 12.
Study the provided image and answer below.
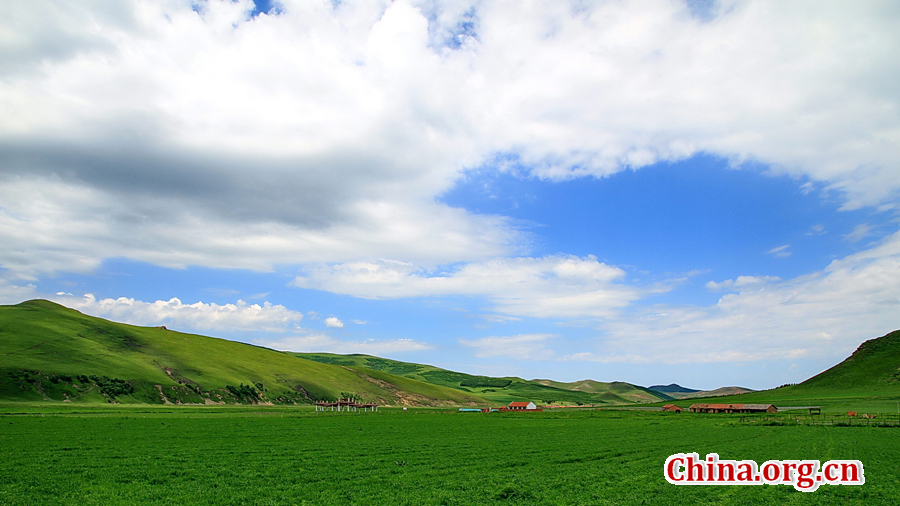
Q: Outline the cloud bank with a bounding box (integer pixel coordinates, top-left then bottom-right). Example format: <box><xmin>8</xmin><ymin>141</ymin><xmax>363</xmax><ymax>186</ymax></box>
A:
<box><xmin>53</xmin><ymin>293</ymin><xmax>304</xmax><ymax>333</ymax></box>
<box><xmin>267</xmin><ymin>334</ymin><xmax>433</xmax><ymax>355</ymax></box>
<box><xmin>586</xmin><ymin>230</ymin><xmax>900</xmax><ymax>364</ymax></box>
<box><xmin>293</xmin><ymin>255</ymin><xmax>644</xmax><ymax>318</ymax></box>
<box><xmin>2</xmin><ymin>0</ymin><xmax>899</xmax><ymax>373</ymax></box>
<box><xmin>1</xmin><ymin>0</ymin><xmax>898</xmax><ymax>279</ymax></box>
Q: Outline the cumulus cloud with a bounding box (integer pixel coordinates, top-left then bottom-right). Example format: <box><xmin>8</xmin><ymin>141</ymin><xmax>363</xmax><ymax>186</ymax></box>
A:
<box><xmin>460</xmin><ymin>333</ymin><xmax>559</xmax><ymax>360</ymax></box>
<box><xmin>584</xmin><ymin>230</ymin><xmax>900</xmax><ymax>364</ymax></box>
<box><xmin>52</xmin><ymin>294</ymin><xmax>305</xmax><ymax>333</ymax></box>
<box><xmin>293</xmin><ymin>255</ymin><xmax>644</xmax><ymax>318</ymax></box>
<box><xmin>267</xmin><ymin>333</ymin><xmax>432</xmax><ymax>355</ymax></box>
<box><xmin>0</xmin><ymin>176</ymin><xmax>516</xmax><ymax>279</ymax></box>
<box><xmin>0</xmin><ymin>0</ymin><xmax>898</xmax><ymax>278</ymax></box>
<box><xmin>324</xmin><ymin>316</ymin><xmax>344</xmax><ymax>328</ymax></box>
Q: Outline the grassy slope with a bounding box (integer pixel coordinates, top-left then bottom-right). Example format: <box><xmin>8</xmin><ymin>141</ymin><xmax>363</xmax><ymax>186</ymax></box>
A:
<box><xmin>0</xmin><ymin>300</ymin><xmax>485</xmax><ymax>406</ymax></box>
<box><xmin>296</xmin><ymin>352</ymin><xmax>670</xmax><ymax>404</ymax></box>
<box><xmin>656</xmin><ymin>329</ymin><xmax>900</xmax><ymax>413</ymax></box>
<box><xmin>798</xmin><ymin>329</ymin><xmax>900</xmax><ymax>392</ymax></box>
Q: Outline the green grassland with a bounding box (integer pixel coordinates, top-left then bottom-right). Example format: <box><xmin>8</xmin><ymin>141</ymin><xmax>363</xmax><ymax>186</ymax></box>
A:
<box><xmin>1</xmin><ymin>405</ymin><xmax>897</xmax><ymax>505</ymax></box>
<box><xmin>0</xmin><ymin>300</ymin><xmax>484</xmax><ymax>407</ymax></box>
<box><xmin>296</xmin><ymin>352</ymin><xmax>670</xmax><ymax>405</ymax></box>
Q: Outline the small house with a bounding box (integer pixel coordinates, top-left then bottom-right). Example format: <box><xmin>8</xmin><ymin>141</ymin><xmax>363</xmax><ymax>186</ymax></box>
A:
<box><xmin>661</xmin><ymin>404</ymin><xmax>683</xmax><ymax>412</ymax></box>
<box><xmin>508</xmin><ymin>401</ymin><xmax>539</xmax><ymax>411</ymax></box>
<box><xmin>689</xmin><ymin>403</ymin><xmax>776</xmax><ymax>414</ymax></box>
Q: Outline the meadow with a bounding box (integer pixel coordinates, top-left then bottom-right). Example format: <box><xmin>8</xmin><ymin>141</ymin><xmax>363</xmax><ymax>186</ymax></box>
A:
<box><xmin>1</xmin><ymin>404</ymin><xmax>897</xmax><ymax>505</ymax></box>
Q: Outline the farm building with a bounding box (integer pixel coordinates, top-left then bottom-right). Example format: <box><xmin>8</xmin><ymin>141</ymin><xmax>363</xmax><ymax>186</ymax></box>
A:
<box><xmin>661</xmin><ymin>404</ymin><xmax>683</xmax><ymax>412</ymax></box>
<box><xmin>474</xmin><ymin>402</ymin><xmax>543</xmax><ymax>413</ymax></box>
<box><xmin>689</xmin><ymin>403</ymin><xmax>776</xmax><ymax>414</ymax></box>
<box><xmin>315</xmin><ymin>398</ymin><xmax>378</xmax><ymax>412</ymax></box>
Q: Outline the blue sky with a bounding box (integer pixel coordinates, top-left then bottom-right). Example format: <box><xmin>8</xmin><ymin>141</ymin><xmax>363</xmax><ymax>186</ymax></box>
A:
<box><xmin>1</xmin><ymin>0</ymin><xmax>899</xmax><ymax>390</ymax></box>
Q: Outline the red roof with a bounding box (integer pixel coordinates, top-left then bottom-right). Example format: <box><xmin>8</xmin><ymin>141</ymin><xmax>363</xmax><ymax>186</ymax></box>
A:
<box><xmin>509</xmin><ymin>402</ymin><xmax>532</xmax><ymax>407</ymax></box>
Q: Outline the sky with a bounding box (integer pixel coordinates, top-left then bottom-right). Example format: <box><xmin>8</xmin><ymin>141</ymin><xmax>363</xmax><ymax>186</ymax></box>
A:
<box><xmin>1</xmin><ymin>0</ymin><xmax>899</xmax><ymax>390</ymax></box>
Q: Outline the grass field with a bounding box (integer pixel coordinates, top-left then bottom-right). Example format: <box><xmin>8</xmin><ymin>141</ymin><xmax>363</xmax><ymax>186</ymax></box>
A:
<box><xmin>1</xmin><ymin>404</ymin><xmax>897</xmax><ymax>505</ymax></box>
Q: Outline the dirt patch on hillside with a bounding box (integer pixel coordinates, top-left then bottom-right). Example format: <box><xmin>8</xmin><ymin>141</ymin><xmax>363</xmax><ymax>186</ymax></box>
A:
<box><xmin>353</xmin><ymin>369</ymin><xmax>442</xmax><ymax>406</ymax></box>
<box><xmin>154</xmin><ymin>384</ymin><xmax>174</xmax><ymax>405</ymax></box>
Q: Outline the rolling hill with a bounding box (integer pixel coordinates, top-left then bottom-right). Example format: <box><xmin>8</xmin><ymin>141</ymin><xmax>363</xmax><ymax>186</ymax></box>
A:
<box><xmin>530</xmin><ymin>378</ymin><xmax>672</xmax><ymax>403</ymax></box>
<box><xmin>0</xmin><ymin>300</ymin><xmax>485</xmax><ymax>406</ymax></box>
<box><xmin>660</xmin><ymin>329</ymin><xmax>900</xmax><ymax>412</ymax></box>
<box><xmin>296</xmin><ymin>352</ymin><xmax>672</xmax><ymax>404</ymax></box>
<box><xmin>795</xmin><ymin>329</ymin><xmax>900</xmax><ymax>393</ymax></box>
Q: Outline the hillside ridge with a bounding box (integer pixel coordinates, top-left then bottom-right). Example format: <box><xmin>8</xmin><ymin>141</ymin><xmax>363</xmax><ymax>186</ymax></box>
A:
<box><xmin>0</xmin><ymin>299</ymin><xmax>485</xmax><ymax>406</ymax></box>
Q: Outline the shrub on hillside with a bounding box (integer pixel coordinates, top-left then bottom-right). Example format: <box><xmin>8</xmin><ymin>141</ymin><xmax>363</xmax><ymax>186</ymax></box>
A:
<box><xmin>460</xmin><ymin>377</ymin><xmax>512</xmax><ymax>388</ymax></box>
<box><xmin>226</xmin><ymin>383</ymin><xmax>261</xmax><ymax>402</ymax></box>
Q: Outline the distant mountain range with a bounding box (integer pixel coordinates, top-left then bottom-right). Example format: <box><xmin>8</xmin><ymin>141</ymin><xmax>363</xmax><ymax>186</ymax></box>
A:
<box><xmin>3</xmin><ymin>299</ymin><xmax>895</xmax><ymax>406</ymax></box>
<box><xmin>647</xmin><ymin>383</ymin><xmax>755</xmax><ymax>399</ymax></box>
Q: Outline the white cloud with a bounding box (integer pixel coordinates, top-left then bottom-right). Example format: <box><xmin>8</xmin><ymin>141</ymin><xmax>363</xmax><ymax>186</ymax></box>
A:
<box><xmin>324</xmin><ymin>316</ymin><xmax>344</xmax><ymax>328</ymax></box>
<box><xmin>807</xmin><ymin>224</ymin><xmax>826</xmax><ymax>236</ymax></box>
<box><xmin>0</xmin><ymin>278</ymin><xmax>36</xmax><ymax>304</ymax></box>
<box><xmin>477</xmin><ymin>314</ymin><xmax>521</xmax><ymax>324</ymax></box>
<box><xmin>293</xmin><ymin>255</ymin><xmax>644</xmax><ymax>318</ymax></box>
<box><xmin>844</xmin><ymin>223</ymin><xmax>873</xmax><ymax>243</ymax></box>
<box><xmin>52</xmin><ymin>294</ymin><xmax>305</xmax><ymax>333</ymax></box>
<box><xmin>766</xmin><ymin>245</ymin><xmax>791</xmax><ymax>258</ymax></box>
<box><xmin>0</xmin><ymin>0</ymin><xmax>898</xmax><ymax>277</ymax></box>
<box><xmin>0</xmin><ymin>176</ymin><xmax>516</xmax><ymax>279</ymax></box>
<box><xmin>460</xmin><ymin>333</ymin><xmax>559</xmax><ymax>360</ymax></box>
<box><xmin>706</xmin><ymin>275</ymin><xmax>781</xmax><ymax>292</ymax></box>
<box><xmin>589</xmin><ymin>230</ymin><xmax>900</xmax><ymax>364</ymax></box>
<box><xmin>267</xmin><ymin>333</ymin><xmax>432</xmax><ymax>355</ymax></box>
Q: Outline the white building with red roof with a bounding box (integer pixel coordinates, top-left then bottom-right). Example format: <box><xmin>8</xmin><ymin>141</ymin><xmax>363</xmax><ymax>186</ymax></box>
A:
<box><xmin>508</xmin><ymin>401</ymin><xmax>538</xmax><ymax>410</ymax></box>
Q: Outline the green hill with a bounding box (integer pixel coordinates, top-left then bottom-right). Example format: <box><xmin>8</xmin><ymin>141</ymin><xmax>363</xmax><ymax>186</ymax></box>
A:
<box><xmin>0</xmin><ymin>300</ymin><xmax>485</xmax><ymax>406</ymax></box>
<box><xmin>657</xmin><ymin>329</ymin><xmax>900</xmax><ymax>413</ymax></box>
<box><xmin>797</xmin><ymin>329</ymin><xmax>900</xmax><ymax>392</ymax></box>
<box><xmin>296</xmin><ymin>352</ymin><xmax>671</xmax><ymax>405</ymax></box>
